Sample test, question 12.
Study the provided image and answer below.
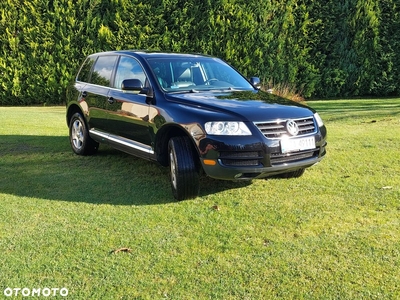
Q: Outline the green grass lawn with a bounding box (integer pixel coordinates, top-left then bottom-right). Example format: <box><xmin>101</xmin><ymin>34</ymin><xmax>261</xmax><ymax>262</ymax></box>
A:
<box><xmin>0</xmin><ymin>99</ymin><xmax>399</xmax><ymax>299</ymax></box>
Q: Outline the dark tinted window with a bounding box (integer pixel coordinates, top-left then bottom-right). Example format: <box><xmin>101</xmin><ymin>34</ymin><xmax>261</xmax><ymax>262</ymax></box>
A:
<box><xmin>77</xmin><ymin>56</ymin><xmax>96</xmax><ymax>82</ymax></box>
<box><xmin>114</xmin><ymin>56</ymin><xmax>147</xmax><ymax>89</ymax></box>
<box><xmin>90</xmin><ymin>55</ymin><xmax>118</xmax><ymax>86</ymax></box>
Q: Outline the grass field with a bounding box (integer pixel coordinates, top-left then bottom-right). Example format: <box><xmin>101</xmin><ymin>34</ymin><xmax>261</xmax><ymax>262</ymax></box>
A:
<box><xmin>0</xmin><ymin>99</ymin><xmax>399</xmax><ymax>299</ymax></box>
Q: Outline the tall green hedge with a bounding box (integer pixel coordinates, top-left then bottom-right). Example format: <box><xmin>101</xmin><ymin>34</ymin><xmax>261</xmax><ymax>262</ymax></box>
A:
<box><xmin>1</xmin><ymin>0</ymin><xmax>399</xmax><ymax>105</ymax></box>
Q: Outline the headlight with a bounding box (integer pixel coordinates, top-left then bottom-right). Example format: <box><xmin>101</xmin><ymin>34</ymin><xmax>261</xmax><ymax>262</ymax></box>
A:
<box><xmin>204</xmin><ymin>121</ymin><xmax>251</xmax><ymax>135</ymax></box>
<box><xmin>314</xmin><ymin>113</ymin><xmax>324</xmax><ymax>127</ymax></box>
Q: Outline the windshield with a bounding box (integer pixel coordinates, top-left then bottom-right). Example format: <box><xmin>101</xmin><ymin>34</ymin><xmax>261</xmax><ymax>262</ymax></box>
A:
<box><xmin>146</xmin><ymin>57</ymin><xmax>254</xmax><ymax>92</ymax></box>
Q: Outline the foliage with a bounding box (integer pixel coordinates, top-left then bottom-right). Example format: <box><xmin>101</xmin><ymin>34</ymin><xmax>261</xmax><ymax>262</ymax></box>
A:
<box><xmin>0</xmin><ymin>0</ymin><xmax>400</xmax><ymax>104</ymax></box>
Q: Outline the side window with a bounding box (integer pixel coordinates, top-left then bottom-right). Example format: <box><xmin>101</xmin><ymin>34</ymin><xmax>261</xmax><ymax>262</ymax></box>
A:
<box><xmin>114</xmin><ymin>56</ymin><xmax>147</xmax><ymax>89</ymax></box>
<box><xmin>90</xmin><ymin>55</ymin><xmax>118</xmax><ymax>87</ymax></box>
<box><xmin>76</xmin><ymin>56</ymin><xmax>96</xmax><ymax>83</ymax></box>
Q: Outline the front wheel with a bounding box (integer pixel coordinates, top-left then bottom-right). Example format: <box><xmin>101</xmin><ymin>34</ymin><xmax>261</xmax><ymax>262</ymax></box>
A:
<box><xmin>69</xmin><ymin>112</ymin><xmax>98</xmax><ymax>155</ymax></box>
<box><xmin>168</xmin><ymin>136</ymin><xmax>200</xmax><ymax>200</ymax></box>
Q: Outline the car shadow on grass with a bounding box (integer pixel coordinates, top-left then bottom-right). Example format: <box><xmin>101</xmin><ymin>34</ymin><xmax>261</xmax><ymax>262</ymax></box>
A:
<box><xmin>0</xmin><ymin>135</ymin><xmax>250</xmax><ymax>205</ymax></box>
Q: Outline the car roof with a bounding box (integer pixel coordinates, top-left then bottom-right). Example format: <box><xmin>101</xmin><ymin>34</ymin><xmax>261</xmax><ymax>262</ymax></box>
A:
<box><xmin>89</xmin><ymin>50</ymin><xmax>213</xmax><ymax>59</ymax></box>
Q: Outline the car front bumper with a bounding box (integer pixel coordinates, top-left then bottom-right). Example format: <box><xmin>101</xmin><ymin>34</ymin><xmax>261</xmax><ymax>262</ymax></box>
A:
<box><xmin>198</xmin><ymin>134</ymin><xmax>327</xmax><ymax>180</ymax></box>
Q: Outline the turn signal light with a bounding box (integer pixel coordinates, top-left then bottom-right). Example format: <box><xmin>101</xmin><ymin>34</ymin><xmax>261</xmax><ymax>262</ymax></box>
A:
<box><xmin>203</xmin><ymin>159</ymin><xmax>217</xmax><ymax>166</ymax></box>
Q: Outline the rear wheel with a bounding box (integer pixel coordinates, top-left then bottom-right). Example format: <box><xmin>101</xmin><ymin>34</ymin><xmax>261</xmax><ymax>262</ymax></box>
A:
<box><xmin>69</xmin><ymin>112</ymin><xmax>98</xmax><ymax>155</ymax></box>
<box><xmin>168</xmin><ymin>136</ymin><xmax>200</xmax><ymax>200</ymax></box>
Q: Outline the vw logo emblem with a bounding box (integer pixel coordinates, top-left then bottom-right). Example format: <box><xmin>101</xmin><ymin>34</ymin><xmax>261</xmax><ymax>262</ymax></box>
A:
<box><xmin>286</xmin><ymin>120</ymin><xmax>299</xmax><ymax>136</ymax></box>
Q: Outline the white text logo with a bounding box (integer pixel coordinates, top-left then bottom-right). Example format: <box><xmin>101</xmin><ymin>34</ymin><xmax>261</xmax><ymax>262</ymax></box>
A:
<box><xmin>4</xmin><ymin>287</ymin><xmax>68</xmax><ymax>297</ymax></box>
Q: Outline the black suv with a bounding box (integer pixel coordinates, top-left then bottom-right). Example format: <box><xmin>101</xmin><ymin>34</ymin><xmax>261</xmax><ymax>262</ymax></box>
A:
<box><xmin>66</xmin><ymin>51</ymin><xmax>327</xmax><ymax>200</ymax></box>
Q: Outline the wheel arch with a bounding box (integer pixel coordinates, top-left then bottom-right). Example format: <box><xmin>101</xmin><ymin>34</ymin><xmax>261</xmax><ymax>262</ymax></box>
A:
<box><xmin>154</xmin><ymin>124</ymin><xmax>200</xmax><ymax>167</ymax></box>
<box><xmin>66</xmin><ymin>103</ymin><xmax>84</xmax><ymax>126</ymax></box>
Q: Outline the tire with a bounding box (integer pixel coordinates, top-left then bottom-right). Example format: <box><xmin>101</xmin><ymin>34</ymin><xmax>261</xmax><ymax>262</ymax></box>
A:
<box><xmin>168</xmin><ymin>136</ymin><xmax>200</xmax><ymax>200</ymax></box>
<box><xmin>277</xmin><ymin>168</ymin><xmax>305</xmax><ymax>179</ymax></box>
<box><xmin>69</xmin><ymin>112</ymin><xmax>99</xmax><ymax>155</ymax></box>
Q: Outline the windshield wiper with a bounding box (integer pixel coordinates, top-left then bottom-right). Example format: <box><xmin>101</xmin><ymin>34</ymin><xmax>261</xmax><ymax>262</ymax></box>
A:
<box><xmin>201</xmin><ymin>87</ymin><xmax>241</xmax><ymax>92</ymax></box>
<box><xmin>167</xmin><ymin>87</ymin><xmax>245</xmax><ymax>94</ymax></box>
<box><xmin>167</xmin><ymin>89</ymin><xmax>199</xmax><ymax>94</ymax></box>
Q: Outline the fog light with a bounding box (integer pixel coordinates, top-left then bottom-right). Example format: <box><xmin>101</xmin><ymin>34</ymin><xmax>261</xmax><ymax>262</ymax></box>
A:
<box><xmin>234</xmin><ymin>173</ymin><xmax>243</xmax><ymax>178</ymax></box>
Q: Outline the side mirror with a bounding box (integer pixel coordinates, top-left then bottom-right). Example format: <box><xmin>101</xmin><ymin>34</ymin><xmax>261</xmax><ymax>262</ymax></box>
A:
<box><xmin>121</xmin><ymin>79</ymin><xmax>143</xmax><ymax>91</ymax></box>
<box><xmin>121</xmin><ymin>79</ymin><xmax>154</xmax><ymax>102</ymax></box>
<box><xmin>250</xmin><ymin>77</ymin><xmax>261</xmax><ymax>89</ymax></box>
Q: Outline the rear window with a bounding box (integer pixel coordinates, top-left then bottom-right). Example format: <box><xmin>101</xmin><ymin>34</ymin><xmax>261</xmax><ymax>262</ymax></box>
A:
<box><xmin>76</xmin><ymin>56</ymin><xmax>96</xmax><ymax>83</ymax></box>
<box><xmin>77</xmin><ymin>55</ymin><xmax>118</xmax><ymax>86</ymax></box>
<box><xmin>90</xmin><ymin>56</ymin><xmax>118</xmax><ymax>86</ymax></box>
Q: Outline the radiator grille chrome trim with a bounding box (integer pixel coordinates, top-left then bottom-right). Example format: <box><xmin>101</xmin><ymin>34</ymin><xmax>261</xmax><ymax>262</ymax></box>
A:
<box><xmin>254</xmin><ymin>117</ymin><xmax>317</xmax><ymax>139</ymax></box>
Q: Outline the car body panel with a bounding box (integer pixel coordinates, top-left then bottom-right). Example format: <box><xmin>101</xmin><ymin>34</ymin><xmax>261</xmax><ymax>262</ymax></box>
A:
<box><xmin>163</xmin><ymin>90</ymin><xmax>315</xmax><ymax>121</ymax></box>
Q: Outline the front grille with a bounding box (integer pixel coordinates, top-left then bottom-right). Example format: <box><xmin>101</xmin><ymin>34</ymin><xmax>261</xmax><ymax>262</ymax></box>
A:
<box><xmin>270</xmin><ymin>149</ymin><xmax>318</xmax><ymax>165</ymax></box>
<box><xmin>254</xmin><ymin>117</ymin><xmax>316</xmax><ymax>139</ymax></box>
<box><xmin>219</xmin><ymin>151</ymin><xmax>263</xmax><ymax>167</ymax></box>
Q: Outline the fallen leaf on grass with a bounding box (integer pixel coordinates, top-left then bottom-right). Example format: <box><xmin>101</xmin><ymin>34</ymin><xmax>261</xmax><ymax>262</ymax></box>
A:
<box><xmin>211</xmin><ymin>205</ymin><xmax>220</xmax><ymax>211</ymax></box>
<box><xmin>110</xmin><ymin>247</ymin><xmax>132</xmax><ymax>254</ymax></box>
<box><xmin>381</xmin><ymin>186</ymin><xmax>393</xmax><ymax>190</ymax></box>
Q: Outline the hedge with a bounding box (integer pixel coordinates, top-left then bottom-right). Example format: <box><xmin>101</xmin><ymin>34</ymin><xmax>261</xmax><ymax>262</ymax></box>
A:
<box><xmin>1</xmin><ymin>0</ymin><xmax>399</xmax><ymax>105</ymax></box>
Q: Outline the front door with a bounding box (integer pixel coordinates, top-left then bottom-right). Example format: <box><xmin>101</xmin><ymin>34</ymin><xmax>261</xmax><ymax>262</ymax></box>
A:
<box><xmin>106</xmin><ymin>55</ymin><xmax>153</xmax><ymax>158</ymax></box>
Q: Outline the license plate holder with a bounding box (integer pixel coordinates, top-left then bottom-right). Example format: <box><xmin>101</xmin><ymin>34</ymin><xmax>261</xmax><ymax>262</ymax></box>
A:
<box><xmin>281</xmin><ymin>136</ymin><xmax>315</xmax><ymax>154</ymax></box>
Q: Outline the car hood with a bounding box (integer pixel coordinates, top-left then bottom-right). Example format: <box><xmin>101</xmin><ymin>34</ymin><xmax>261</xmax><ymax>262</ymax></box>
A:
<box><xmin>165</xmin><ymin>90</ymin><xmax>315</xmax><ymax>121</ymax></box>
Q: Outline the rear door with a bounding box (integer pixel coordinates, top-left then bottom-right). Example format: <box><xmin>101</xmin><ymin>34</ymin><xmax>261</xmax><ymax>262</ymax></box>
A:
<box><xmin>83</xmin><ymin>55</ymin><xmax>118</xmax><ymax>134</ymax></box>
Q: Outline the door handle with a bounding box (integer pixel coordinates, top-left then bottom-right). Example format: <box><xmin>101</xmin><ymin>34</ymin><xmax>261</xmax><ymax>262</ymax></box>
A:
<box><xmin>107</xmin><ymin>97</ymin><xmax>114</xmax><ymax>104</ymax></box>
